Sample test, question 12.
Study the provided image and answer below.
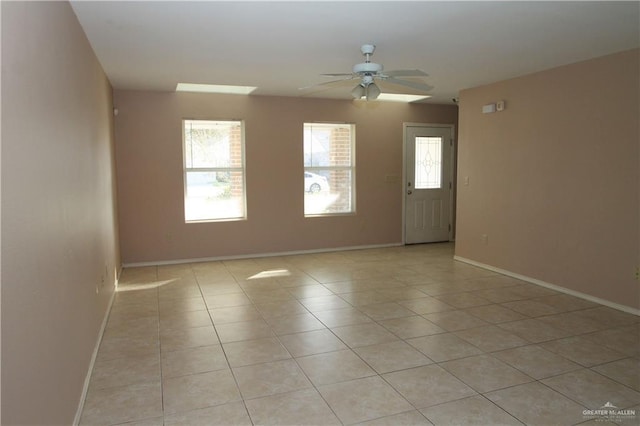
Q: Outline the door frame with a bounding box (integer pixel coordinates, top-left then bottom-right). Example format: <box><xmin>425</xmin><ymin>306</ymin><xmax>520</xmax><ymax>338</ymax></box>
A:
<box><xmin>402</xmin><ymin>122</ymin><xmax>456</xmax><ymax>244</ymax></box>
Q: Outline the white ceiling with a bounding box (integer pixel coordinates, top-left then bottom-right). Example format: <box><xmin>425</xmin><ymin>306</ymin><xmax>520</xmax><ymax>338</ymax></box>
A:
<box><xmin>70</xmin><ymin>1</ymin><xmax>639</xmax><ymax>104</ymax></box>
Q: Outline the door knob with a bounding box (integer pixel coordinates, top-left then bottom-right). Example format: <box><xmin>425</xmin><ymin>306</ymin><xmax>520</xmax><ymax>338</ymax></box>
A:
<box><xmin>407</xmin><ymin>190</ymin><xmax>413</xmax><ymax>195</ymax></box>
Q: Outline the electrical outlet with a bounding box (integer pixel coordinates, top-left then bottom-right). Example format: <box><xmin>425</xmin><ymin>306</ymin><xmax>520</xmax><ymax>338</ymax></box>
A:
<box><xmin>481</xmin><ymin>234</ymin><xmax>489</xmax><ymax>245</ymax></box>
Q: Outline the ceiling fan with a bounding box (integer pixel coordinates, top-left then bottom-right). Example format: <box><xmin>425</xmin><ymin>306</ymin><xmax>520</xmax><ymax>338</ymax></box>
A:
<box><xmin>302</xmin><ymin>44</ymin><xmax>434</xmax><ymax>100</ymax></box>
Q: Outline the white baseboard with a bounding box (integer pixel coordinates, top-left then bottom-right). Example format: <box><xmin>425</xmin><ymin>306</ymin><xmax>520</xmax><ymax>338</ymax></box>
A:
<box><xmin>454</xmin><ymin>256</ymin><xmax>640</xmax><ymax>316</ymax></box>
<box><xmin>123</xmin><ymin>242</ymin><xmax>404</xmax><ymax>268</ymax></box>
<box><xmin>73</xmin><ymin>284</ymin><xmax>117</xmax><ymax>425</ymax></box>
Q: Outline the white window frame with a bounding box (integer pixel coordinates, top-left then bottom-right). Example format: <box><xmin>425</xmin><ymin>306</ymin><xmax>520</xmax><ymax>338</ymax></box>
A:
<box><xmin>303</xmin><ymin>122</ymin><xmax>356</xmax><ymax>217</ymax></box>
<box><xmin>182</xmin><ymin>119</ymin><xmax>247</xmax><ymax>222</ymax></box>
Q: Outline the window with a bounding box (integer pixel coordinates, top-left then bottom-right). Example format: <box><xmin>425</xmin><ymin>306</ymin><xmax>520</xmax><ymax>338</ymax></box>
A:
<box><xmin>183</xmin><ymin>120</ymin><xmax>246</xmax><ymax>222</ymax></box>
<box><xmin>303</xmin><ymin>123</ymin><xmax>355</xmax><ymax>216</ymax></box>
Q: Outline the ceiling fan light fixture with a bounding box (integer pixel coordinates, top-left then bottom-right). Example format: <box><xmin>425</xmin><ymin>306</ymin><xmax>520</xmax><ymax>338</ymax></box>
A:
<box><xmin>366</xmin><ymin>82</ymin><xmax>381</xmax><ymax>100</ymax></box>
<box><xmin>351</xmin><ymin>84</ymin><xmax>365</xmax><ymax>99</ymax></box>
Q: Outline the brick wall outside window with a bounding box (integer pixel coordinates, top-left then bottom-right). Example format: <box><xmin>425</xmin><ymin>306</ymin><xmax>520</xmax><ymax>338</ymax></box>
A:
<box><xmin>229</xmin><ymin>125</ymin><xmax>243</xmax><ymax>197</ymax></box>
<box><xmin>328</xmin><ymin>127</ymin><xmax>353</xmax><ymax>212</ymax></box>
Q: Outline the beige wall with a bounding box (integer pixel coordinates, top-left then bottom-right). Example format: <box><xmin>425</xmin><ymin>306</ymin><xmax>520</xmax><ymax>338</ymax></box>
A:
<box><xmin>1</xmin><ymin>2</ymin><xmax>120</xmax><ymax>424</ymax></box>
<box><xmin>455</xmin><ymin>49</ymin><xmax>639</xmax><ymax>310</ymax></box>
<box><xmin>114</xmin><ymin>91</ymin><xmax>457</xmax><ymax>264</ymax></box>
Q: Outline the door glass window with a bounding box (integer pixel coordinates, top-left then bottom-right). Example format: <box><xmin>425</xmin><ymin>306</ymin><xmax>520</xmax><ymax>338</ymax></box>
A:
<box><xmin>414</xmin><ymin>136</ymin><xmax>442</xmax><ymax>189</ymax></box>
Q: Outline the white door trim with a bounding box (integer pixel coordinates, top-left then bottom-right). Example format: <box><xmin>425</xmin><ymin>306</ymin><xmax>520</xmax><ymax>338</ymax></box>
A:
<box><xmin>402</xmin><ymin>123</ymin><xmax>456</xmax><ymax>244</ymax></box>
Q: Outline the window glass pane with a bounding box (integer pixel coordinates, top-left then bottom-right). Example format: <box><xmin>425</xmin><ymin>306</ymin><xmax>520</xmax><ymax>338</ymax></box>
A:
<box><xmin>304</xmin><ymin>124</ymin><xmax>352</xmax><ymax>167</ymax></box>
<box><xmin>414</xmin><ymin>136</ymin><xmax>442</xmax><ymax>189</ymax></box>
<box><xmin>304</xmin><ymin>169</ymin><xmax>353</xmax><ymax>215</ymax></box>
<box><xmin>184</xmin><ymin>120</ymin><xmax>243</xmax><ymax>168</ymax></box>
<box><xmin>185</xmin><ymin>171</ymin><xmax>244</xmax><ymax>221</ymax></box>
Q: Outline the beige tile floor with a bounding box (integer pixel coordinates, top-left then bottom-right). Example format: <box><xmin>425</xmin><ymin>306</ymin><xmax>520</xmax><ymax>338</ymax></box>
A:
<box><xmin>80</xmin><ymin>243</ymin><xmax>640</xmax><ymax>425</ymax></box>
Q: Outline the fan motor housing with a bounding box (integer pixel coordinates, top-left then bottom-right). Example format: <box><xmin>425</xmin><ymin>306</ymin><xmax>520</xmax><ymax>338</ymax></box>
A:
<box><xmin>353</xmin><ymin>62</ymin><xmax>383</xmax><ymax>74</ymax></box>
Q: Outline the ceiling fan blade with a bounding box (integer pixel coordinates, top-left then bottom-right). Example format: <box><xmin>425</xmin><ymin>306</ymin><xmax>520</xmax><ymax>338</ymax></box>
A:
<box><xmin>383</xmin><ymin>69</ymin><xmax>429</xmax><ymax>77</ymax></box>
<box><xmin>299</xmin><ymin>77</ymin><xmax>356</xmax><ymax>91</ymax></box>
<box><xmin>382</xmin><ymin>77</ymin><xmax>434</xmax><ymax>92</ymax></box>
<box><xmin>320</xmin><ymin>73</ymin><xmax>355</xmax><ymax>77</ymax></box>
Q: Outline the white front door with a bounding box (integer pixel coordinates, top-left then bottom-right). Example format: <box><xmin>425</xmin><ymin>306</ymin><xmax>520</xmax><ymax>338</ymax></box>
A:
<box><xmin>404</xmin><ymin>125</ymin><xmax>453</xmax><ymax>244</ymax></box>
